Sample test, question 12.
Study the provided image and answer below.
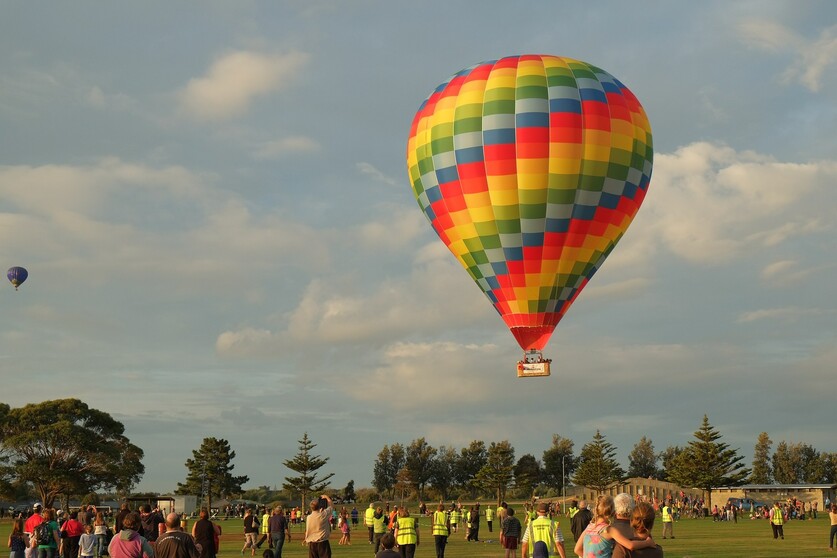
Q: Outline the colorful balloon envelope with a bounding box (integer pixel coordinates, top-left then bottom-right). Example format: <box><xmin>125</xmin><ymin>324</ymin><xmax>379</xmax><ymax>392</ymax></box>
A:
<box><xmin>7</xmin><ymin>266</ymin><xmax>28</xmax><ymax>290</ymax></box>
<box><xmin>406</xmin><ymin>55</ymin><xmax>653</xmax><ymax>363</ymax></box>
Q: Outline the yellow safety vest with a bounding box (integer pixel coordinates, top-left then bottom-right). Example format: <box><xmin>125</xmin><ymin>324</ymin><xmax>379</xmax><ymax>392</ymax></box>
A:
<box><xmin>772</xmin><ymin>507</ymin><xmax>784</xmax><ymax>525</ymax></box>
<box><xmin>662</xmin><ymin>506</ymin><xmax>672</xmax><ymax>522</ymax></box>
<box><xmin>261</xmin><ymin>514</ymin><xmax>270</xmax><ymax>534</ymax></box>
<box><xmin>372</xmin><ymin>514</ymin><xmax>387</xmax><ymax>534</ymax></box>
<box><xmin>396</xmin><ymin>517</ymin><xmax>417</xmax><ymax>545</ymax></box>
<box><xmin>568</xmin><ymin>506</ymin><xmax>578</xmax><ymax>518</ymax></box>
<box><xmin>486</xmin><ymin>508</ymin><xmax>494</xmax><ymax>522</ymax></box>
<box><xmin>432</xmin><ymin>510</ymin><xmax>448</xmax><ymax>536</ymax></box>
<box><xmin>450</xmin><ymin>510</ymin><xmax>459</xmax><ymax>524</ymax></box>
<box><xmin>527</xmin><ymin>516</ymin><xmax>556</xmax><ymax>558</ymax></box>
<box><xmin>365</xmin><ymin>506</ymin><xmax>375</xmax><ymax>526</ymax></box>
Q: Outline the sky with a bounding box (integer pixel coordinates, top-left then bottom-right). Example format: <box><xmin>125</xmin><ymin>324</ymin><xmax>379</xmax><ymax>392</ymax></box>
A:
<box><xmin>1</xmin><ymin>1</ymin><xmax>836</xmax><ymax>495</ymax></box>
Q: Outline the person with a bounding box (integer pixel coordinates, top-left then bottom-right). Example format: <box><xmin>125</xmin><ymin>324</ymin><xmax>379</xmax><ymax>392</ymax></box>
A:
<box><xmin>570</xmin><ymin>501</ymin><xmax>593</xmax><ymax>544</ymax></box>
<box><xmin>155</xmin><ymin>513</ymin><xmax>199</xmax><ymax>558</ymax></box>
<box><xmin>365</xmin><ymin>504</ymin><xmax>376</xmax><ymax>545</ymax></box>
<box><xmin>374</xmin><ymin>533</ymin><xmax>400</xmax><ymax>558</ymax></box>
<box><xmin>61</xmin><ymin>511</ymin><xmax>86</xmax><ymax>558</ymax></box>
<box><xmin>573</xmin><ymin>495</ymin><xmax>654</xmax><ymax>558</ymax></box>
<box><xmin>612</xmin><ymin>495</ymin><xmax>635</xmax><ymax>540</ymax></box>
<box><xmin>470</xmin><ymin>504</ymin><xmax>481</xmax><ymax>542</ymax></box>
<box><xmin>350</xmin><ymin>507</ymin><xmax>358</xmax><ymax>528</ymax></box>
<box><xmin>257</xmin><ymin>508</ymin><xmax>270</xmax><ymax>550</ymax></box>
<box><xmin>449</xmin><ymin>507</ymin><xmax>459</xmax><ymax>534</ymax></box>
<box><xmin>500</xmin><ymin>506</ymin><xmax>522</xmax><ymax>558</ymax></box>
<box><xmin>107</xmin><ymin>512</ymin><xmax>153</xmax><ymax>558</ymax></box>
<box><xmin>241</xmin><ymin>509</ymin><xmax>259</xmax><ymax>556</ymax></box>
<box><xmin>371</xmin><ymin>507</ymin><xmax>388</xmax><ymax>554</ymax></box>
<box><xmin>520</xmin><ymin>502</ymin><xmax>566</xmax><ymax>558</ymax></box>
<box><xmin>304</xmin><ymin>494</ymin><xmax>333</xmax><ymax>558</ymax></box>
<box><xmin>486</xmin><ymin>505</ymin><xmax>495</xmax><ymax>533</ymax></box>
<box><xmin>431</xmin><ymin>504</ymin><xmax>449</xmax><ymax>558</ymax></box>
<box><xmin>25</xmin><ymin>505</ymin><xmax>45</xmax><ymax>558</ymax></box>
<box><xmin>770</xmin><ymin>502</ymin><xmax>784</xmax><ymax>540</ymax></box>
<box><xmin>191</xmin><ymin>509</ymin><xmax>216</xmax><ymax>558</ymax></box>
<box><xmin>338</xmin><ymin>511</ymin><xmax>350</xmax><ymax>545</ymax></box>
<box><xmin>34</xmin><ymin>508</ymin><xmax>61</xmax><ymax>558</ymax></box>
<box><xmin>567</xmin><ymin>501</ymin><xmax>579</xmax><ymax>520</ymax></box>
<box><xmin>114</xmin><ymin>505</ymin><xmax>131</xmax><ymax>537</ymax></box>
<box><xmin>612</xmin><ymin>502</ymin><xmax>663</xmax><ymax>558</ymax></box>
<box><xmin>139</xmin><ymin>507</ymin><xmax>164</xmax><ymax>545</ymax></box>
<box><xmin>92</xmin><ymin>512</ymin><xmax>109</xmax><ymax>558</ymax></box>
<box><xmin>388</xmin><ymin>507</ymin><xmax>399</xmax><ymax>535</ymax></box>
<box><xmin>79</xmin><ymin>525</ymin><xmax>97</xmax><ymax>558</ymax></box>
<box><xmin>266</xmin><ymin>506</ymin><xmax>290</xmax><ymax>558</ymax></box>
<box><xmin>394</xmin><ymin>507</ymin><xmax>419</xmax><ymax>558</ymax></box>
<box><xmin>828</xmin><ymin>503</ymin><xmax>837</xmax><ymax>551</ymax></box>
<box><xmin>9</xmin><ymin>517</ymin><xmax>28</xmax><ymax>558</ymax></box>
<box><xmin>660</xmin><ymin>502</ymin><xmax>674</xmax><ymax>540</ymax></box>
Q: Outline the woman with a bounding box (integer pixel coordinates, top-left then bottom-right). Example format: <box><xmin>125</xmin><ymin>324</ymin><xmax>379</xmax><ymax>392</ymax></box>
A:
<box><xmin>8</xmin><ymin>517</ymin><xmax>28</xmax><ymax>558</ymax></box>
<box><xmin>612</xmin><ymin>502</ymin><xmax>663</xmax><ymax>558</ymax></box>
<box><xmin>34</xmin><ymin>509</ymin><xmax>61</xmax><ymax>558</ymax></box>
<box><xmin>573</xmin><ymin>495</ymin><xmax>655</xmax><ymax>558</ymax></box>
<box><xmin>241</xmin><ymin>508</ymin><xmax>259</xmax><ymax>557</ymax></box>
<box><xmin>394</xmin><ymin>507</ymin><xmax>419</xmax><ymax>558</ymax></box>
<box><xmin>92</xmin><ymin>513</ymin><xmax>109</xmax><ymax>558</ymax></box>
<box><xmin>828</xmin><ymin>503</ymin><xmax>837</xmax><ymax>551</ymax></box>
<box><xmin>108</xmin><ymin>513</ymin><xmax>153</xmax><ymax>558</ymax></box>
<box><xmin>60</xmin><ymin>511</ymin><xmax>85</xmax><ymax>558</ymax></box>
<box><xmin>192</xmin><ymin>508</ymin><xmax>216</xmax><ymax>558</ymax></box>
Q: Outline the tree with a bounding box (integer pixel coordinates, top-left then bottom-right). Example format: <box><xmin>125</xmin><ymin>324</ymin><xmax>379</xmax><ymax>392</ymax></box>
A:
<box><xmin>513</xmin><ymin>454</ymin><xmax>542</xmax><ymax>497</ymax></box>
<box><xmin>282</xmin><ymin>433</ymin><xmax>334</xmax><ymax>507</ymax></box>
<box><xmin>542</xmin><ymin>435</ymin><xmax>575</xmax><ymax>491</ymax></box>
<box><xmin>772</xmin><ymin>441</ymin><xmax>795</xmax><ymax>484</ymax></box>
<box><xmin>474</xmin><ymin>441</ymin><xmax>515</xmax><ymax>505</ymax></box>
<box><xmin>0</xmin><ymin>399</ymin><xmax>144</xmax><ymax>507</ymax></box>
<box><xmin>456</xmin><ymin>441</ymin><xmax>487</xmax><ymax>497</ymax></box>
<box><xmin>658</xmin><ymin>446</ymin><xmax>682</xmax><ymax>482</ymax></box>
<box><xmin>428</xmin><ymin>446</ymin><xmax>458</xmax><ymax>501</ymax></box>
<box><xmin>176</xmin><ymin>437</ymin><xmax>248</xmax><ymax>512</ymax></box>
<box><xmin>627</xmin><ymin>437</ymin><xmax>658</xmax><ymax>479</ymax></box>
<box><xmin>750</xmin><ymin>432</ymin><xmax>773</xmax><ymax>484</ymax></box>
<box><xmin>343</xmin><ymin>480</ymin><xmax>356</xmax><ymax>502</ymax></box>
<box><xmin>666</xmin><ymin>415</ymin><xmax>749</xmax><ymax>509</ymax></box>
<box><xmin>772</xmin><ymin>441</ymin><xmax>825</xmax><ymax>484</ymax></box>
<box><xmin>404</xmin><ymin>438</ymin><xmax>437</xmax><ymax>500</ymax></box>
<box><xmin>372</xmin><ymin>443</ymin><xmax>405</xmax><ymax>499</ymax></box>
<box><xmin>573</xmin><ymin>430</ymin><xmax>624</xmax><ymax>495</ymax></box>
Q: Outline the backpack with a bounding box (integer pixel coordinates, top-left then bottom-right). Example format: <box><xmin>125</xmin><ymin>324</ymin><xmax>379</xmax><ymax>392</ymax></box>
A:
<box><xmin>34</xmin><ymin>522</ymin><xmax>53</xmax><ymax>546</ymax></box>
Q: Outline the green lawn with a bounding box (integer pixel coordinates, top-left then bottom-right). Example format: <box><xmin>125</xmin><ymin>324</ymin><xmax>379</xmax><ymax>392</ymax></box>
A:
<box><xmin>3</xmin><ymin>515</ymin><xmax>834</xmax><ymax>558</ymax></box>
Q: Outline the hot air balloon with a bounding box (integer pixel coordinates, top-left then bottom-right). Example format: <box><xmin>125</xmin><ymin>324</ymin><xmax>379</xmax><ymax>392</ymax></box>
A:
<box><xmin>7</xmin><ymin>266</ymin><xmax>28</xmax><ymax>290</ymax></box>
<box><xmin>406</xmin><ymin>55</ymin><xmax>653</xmax><ymax>377</ymax></box>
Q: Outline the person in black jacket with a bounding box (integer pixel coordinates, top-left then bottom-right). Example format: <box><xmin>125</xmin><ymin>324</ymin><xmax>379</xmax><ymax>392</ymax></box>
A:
<box><xmin>570</xmin><ymin>500</ymin><xmax>593</xmax><ymax>543</ymax></box>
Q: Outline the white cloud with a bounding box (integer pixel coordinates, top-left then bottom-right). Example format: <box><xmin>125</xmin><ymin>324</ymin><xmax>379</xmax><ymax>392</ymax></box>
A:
<box><xmin>357</xmin><ymin>162</ymin><xmax>398</xmax><ymax>186</ymax></box>
<box><xmin>737</xmin><ymin>307</ymin><xmax>828</xmax><ymax>323</ymax></box>
<box><xmin>252</xmin><ymin>136</ymin><xmax>320</xmax><ymax>159</ymax></box>
<box><xmin>178</xmin><ymin>50</ymin><xmax>310</xmax><ymax>121</ymax></box>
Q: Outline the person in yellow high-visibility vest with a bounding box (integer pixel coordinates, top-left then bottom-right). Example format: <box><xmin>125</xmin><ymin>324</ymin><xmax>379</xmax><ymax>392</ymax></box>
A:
<box><xmin>431</xmin><ymin>503</ymin><xmax>450</xmax><ymax>558</ymax></box>
<box><xmin>485</xmin><ymin>505</ymin><xmax>495</xmax><ymax>533</ymax></box>
<box><xmin>770</xmin><ymin>502</ymin><xmax>785</xmax><ymax>540</ymax></box>
<box><xmin>661</xmin><ymin>503</ymin><xmax>674</xmax><ymax>539</ymax></box>
<box><xmin>520</xmin><ymin>502</ymin><xmax>566</xmax><ymax>558</ymax></box>
<box><xmin>364</xmin><ymin>503</ymin><xmax>375</xmax><ymax>545</ymax></box>
<box><xmin>394</xmin><ymin>507</ymin><xmax>419</xmax><ymax>558</ymax></box>
<box><xmin>449</xmin><ymin>507</ymin><xmax>459</xmax><ymax>533</ymax></box>
<box><xmin>372</xmin><ymin>506</ymin><xmax>388</xmax><ymax>554</ymax></box>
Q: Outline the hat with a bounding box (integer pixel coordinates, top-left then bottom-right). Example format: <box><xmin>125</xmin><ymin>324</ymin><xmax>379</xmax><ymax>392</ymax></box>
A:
<box><xmin>537</xmin><ymin>502</ymin><xmax>549</xmax><ymax>513</ymax></box>
<box><xmin>33</xmin><ymin>503</ymin><xmax>43</xmax><ymax>510</ymax></box>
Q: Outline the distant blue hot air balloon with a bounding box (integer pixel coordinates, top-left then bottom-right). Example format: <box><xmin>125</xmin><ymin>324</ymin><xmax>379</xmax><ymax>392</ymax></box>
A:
<box><xmin>7</xmin><ymin>267</ymin><xmax>28</xmax><ymax>290</ymax></box>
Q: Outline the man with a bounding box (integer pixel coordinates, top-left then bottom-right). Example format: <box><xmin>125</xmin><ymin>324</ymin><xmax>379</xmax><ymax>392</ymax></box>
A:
<box><xmin>304</xmin><ymin>494</ymin><xmax>333</xmax><ymax>558</ymax></box>
<box><xmin>770</xmin><ymin>502</ymin><xmax>784</xmax><ymax>540</ymax></box>
<box><xmin>155</xmin><ymin>513</ymin><xmax>199</xmax><ymax>558</ymax></box>
<box><xmin>613</xmin><ymin>494</ymin><xmax>635</xmax><ymax>540</ymax></box>
<box><xmin>520</xmin><ymin>502</ymin><xmax>566</xmax><ymax>558</ymax></box>
<box><xmin>371</xmin><ymin>506</ymin><xmax>388</xmax><ymax>554</ymax></box>
<box><xmin>660</xmin><ymin>501</ymin><xmax>674</xmax><ymax>539</ymax></box>
<box><xmin>500</xmin><ymin>507</ymin><xmax>522</xmax><ymax>558</ymax></box>
<box><xmin>569</xmin><ymin>500</ymin><xmax>593</xmax><ymax>544</ymax></box>
<box><xmin>25</xmin><ymin>504</ymin><xmax>45</xmax><ymax>558</ymax></box>
<box><xmin>485</xmin><ymin>505</ymin><xmax>495</xmax><ymax>533</ymax></box>
<box><xmin>431</xmin><ymin>504</ymin><xmax>449</xmax><ymax>558</ymax></box>
<box><xmin>567</xmin><ymin>501</ymin><xmax>579</xmax><ymax>520</ymax></box>
<box><xmin>268</xmin><ymin>506</ymin><xmax>290</xmax><ymax>558</ymax></box>
<box><xmin>115</xmin><ymin>504</ymin><xmax>131</xmax><ymax>535</ymax></box>
<box><xmin>364</xmin><ymin>503</ymin><xmax>376</xmax><ymax>544</ymax></box>
<box><xmin>140</xmin><ymin>506</ymin><xmax>164</xmax><ymax>544</ymax></box>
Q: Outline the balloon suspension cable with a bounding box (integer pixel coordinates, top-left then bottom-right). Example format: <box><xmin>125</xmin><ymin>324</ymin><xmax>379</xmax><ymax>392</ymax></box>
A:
<box><xmin>516</xmin><ymin>349</ymin><xmax>551</xmax><ymax>378</ymax></box>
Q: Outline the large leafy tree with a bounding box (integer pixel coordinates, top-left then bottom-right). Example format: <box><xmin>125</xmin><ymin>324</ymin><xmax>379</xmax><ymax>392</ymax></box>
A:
<box><xmin>513</xmin><ymin>454</ymin><xmax>542</xmax><ymax>497</ymax></box>
<box><xmin>666</xmin><ymin>415</ymin><xmax>749</xmax><ymax>508</ymax></box>
<box><xmin>542</xmin><ymin>435</ymin><xmax>575</xmax><ymax>491</ymax></box>
<box><xmin>404</xmin><ymin>438</ymin><xmax>437</xmax><ymax>500</ymax></box>
<box><xmin>372</xmin><ymin>443</ymin><xmax>405</xmax><ymax>499</ymax></box>
<box><xmin>750</xmin><ymin>432</ymin><xmax>773</xmax><ymax>484</ymax></box>
<box><xmin>627</xmin><ymin>436</ymin><xmax>658</xmax><ymax>479</ymax></box>
<box><xmin>176</xmin><ymin>437</ymin><xmax>248</xmax><ymax>511</ymax></box>
<box><xmin>474</xmin><ymin>441</ymin><xmax>515</xmax><ymax>505</ymax></box>
<box><xmin>428</xmin><ymin>445</ymin><xmax>458</xmax><ymax>501</ymax></box>
<box><xmin>455</xmin><ymin>441</ymin><xmax>487</xmax><ymax>498</ymax></box>
<box><xmin>282</xmin><ymin>433</ymin><xmax>334</xmax><ymax>507</ymax></box>
<box><xmin>573</xmin><ymin>430</ymin><xmax>624</xmax><ymax>495</ymax></box>
<box><xmin>0</xmin><ymin>399</ymin><xmax>144</xmax><ymax>507</ymax></box>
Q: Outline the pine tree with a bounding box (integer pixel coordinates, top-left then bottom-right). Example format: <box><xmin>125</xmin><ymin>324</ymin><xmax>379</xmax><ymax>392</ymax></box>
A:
<box><xmin>474</xmin><ymin>441</ymin><xmax>516</xmax><ymax>504</ymax></box>
<box><xmin>627</xmin><ymin>436</ymin><xmax>659</xmax><ymax>479</ymax></box>
<box><xmin>176</xmin><ymin>437</ymin><xmax>248</xmax><ymax>511</ymax></box>
<box><xmin>282</xmin><ymin>433</ymin><xmax>334</xmax><ymax>507</ymax></box>
<box><xmin>667</xmin><ymin>415</ymin><xmax>750</xmax><ymax>509</ymax></box>
<box><xmin>573</xmin><ymin>430</ymin><xmax>624</xmax><ymax>494</ymax></box>
<box><xmin>750</xmin><ymin>432</ymin><xmax>773</xmax><ymax>484</ymax></box>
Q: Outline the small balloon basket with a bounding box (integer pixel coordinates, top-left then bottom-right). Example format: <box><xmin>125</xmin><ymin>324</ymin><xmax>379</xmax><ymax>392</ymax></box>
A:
<box><xmin>516</xmin><ymin>350</ymin><xmax>551</xmax><ymax>378</ymax></box>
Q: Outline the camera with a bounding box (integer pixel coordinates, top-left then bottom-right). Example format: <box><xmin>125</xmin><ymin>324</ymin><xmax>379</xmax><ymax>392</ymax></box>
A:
<box><xmin>317</xmin><ymin>497</ymin><xmax>328</xmax><ymax>510</ymax></box>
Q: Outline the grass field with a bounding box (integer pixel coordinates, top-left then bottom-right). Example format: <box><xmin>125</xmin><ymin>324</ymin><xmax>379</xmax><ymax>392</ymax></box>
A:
<box><xmin>2</xmin><ymin>515</ymin><xmax>834</xmax><ymax>558</ymax></box>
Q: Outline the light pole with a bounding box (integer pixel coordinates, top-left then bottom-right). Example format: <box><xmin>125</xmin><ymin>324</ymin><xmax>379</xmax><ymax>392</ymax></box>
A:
<box><xmin>562</xmin><ymin>455</ymin><xmax>566</xmax><ymax>514</ymax></box>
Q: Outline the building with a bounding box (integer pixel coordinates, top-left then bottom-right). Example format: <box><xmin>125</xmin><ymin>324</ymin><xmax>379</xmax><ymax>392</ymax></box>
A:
<box><xmin>710</xmin><ymin>484</ymin><xmax>837</xmax><ymax>510</ymax></box>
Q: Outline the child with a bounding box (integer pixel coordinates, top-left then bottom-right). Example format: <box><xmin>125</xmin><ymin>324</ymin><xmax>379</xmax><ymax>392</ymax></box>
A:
<box><xmin>374</xmin><ymin>533</ymin><xmax>400</xmax><ymax>558</ymax></box>
<box><xmin>79</xmin><ymin>524</ymin><xmax>97</xmax><ymax>558</ymax></box>
<box><xmin>339</xmin><ymin>512</ymin><xmax>351</xmax><ymax>545</ymax></box>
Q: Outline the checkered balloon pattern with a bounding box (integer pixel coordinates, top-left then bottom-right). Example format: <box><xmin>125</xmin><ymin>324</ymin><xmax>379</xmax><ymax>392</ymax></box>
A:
<box><xmin>406</xmin><ymin>55</ymin><xmax>653</xmax><ymax>351</ymax></box>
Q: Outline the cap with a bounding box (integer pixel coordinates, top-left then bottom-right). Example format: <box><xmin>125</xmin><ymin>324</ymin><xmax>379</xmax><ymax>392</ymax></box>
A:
<box><xmin>537</xmin><ymin>502</ymin><xmax>549</xmax><ymax>513</ymax></box>
<box><xmin>33</xmin><ymin>503</ymin><xmax>43</xmax><ymax>510</ymax></box>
